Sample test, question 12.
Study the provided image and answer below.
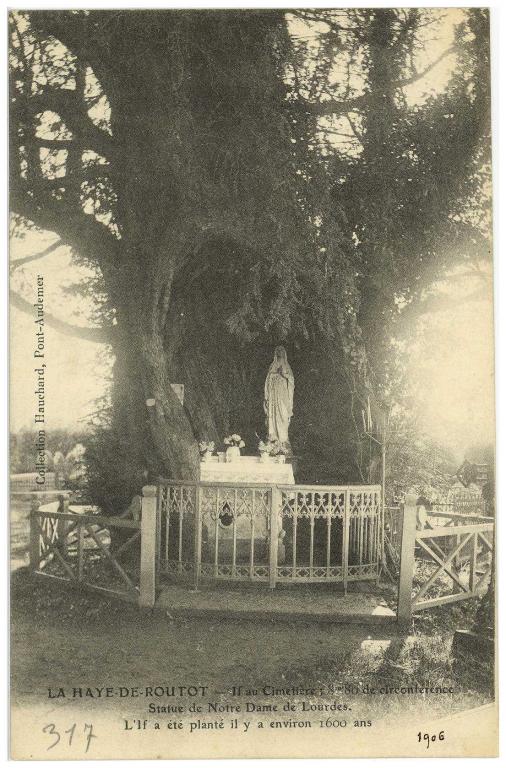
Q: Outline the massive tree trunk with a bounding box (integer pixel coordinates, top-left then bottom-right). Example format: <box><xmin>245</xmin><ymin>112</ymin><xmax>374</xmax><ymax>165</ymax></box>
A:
<box><xmin>89</xmin><ymin>10</ymin><xmax>304</xmax><ymax>489</ymax></box>
<box><xmin>11</xmin><ymin>9</ymin><xmax>371</xmax><ymax>508</ymax></box>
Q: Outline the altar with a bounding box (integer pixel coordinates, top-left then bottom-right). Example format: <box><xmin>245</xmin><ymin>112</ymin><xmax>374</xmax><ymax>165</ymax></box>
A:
<box><xmin>157</xmin><ymin>347</ymin><xmax>382</xmax><ymax>587</ymax></box>
<box><xmin>194</xmin><ymin>456</ymin><xmax>292</xmax><ymax>565</ymax></box>
<box><xmin>199</xmin><ymin>455</ymin><xmax>295</xmax><ymax>485</ymax></box>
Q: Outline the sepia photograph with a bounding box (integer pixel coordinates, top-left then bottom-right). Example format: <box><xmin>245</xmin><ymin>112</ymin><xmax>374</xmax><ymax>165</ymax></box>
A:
<box><xmin>8</xmin><ymin>4</ymin><xmax>497</xmax><ymax>759</ymax></box>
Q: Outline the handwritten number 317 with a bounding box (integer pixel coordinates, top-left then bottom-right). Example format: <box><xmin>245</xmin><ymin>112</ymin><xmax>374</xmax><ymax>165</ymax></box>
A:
<box><xmin>42</xmin><ymin>723</ymin><xmax>96</xmax><ymax>753</ymax></box>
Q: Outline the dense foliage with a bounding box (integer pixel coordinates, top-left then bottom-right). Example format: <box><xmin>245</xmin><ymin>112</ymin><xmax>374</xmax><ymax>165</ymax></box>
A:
<box><xmin>9</xmin><ymin>9</ymin><xmax>491</xmax><ymax>509</ymax></box>
<box><xmin>10</xmin><ymin>429</ymin><xmax>86</xmax><ymax>473</ymax></box>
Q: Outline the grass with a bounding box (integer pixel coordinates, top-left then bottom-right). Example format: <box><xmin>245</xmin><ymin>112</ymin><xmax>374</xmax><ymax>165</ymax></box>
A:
<box><xmin>10</xmin><ymin>493</ymin><xmax>494</xmax><ymax>727</ymax></box>
<box><xmin>11</xmin><ymin>567</ymin><xmax>493</xmax><ymax>727</ymax></box>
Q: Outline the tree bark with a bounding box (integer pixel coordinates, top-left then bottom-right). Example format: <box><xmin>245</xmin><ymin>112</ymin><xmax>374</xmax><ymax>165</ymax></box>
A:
<box><xmin>138</xmin><ymin>329</ymin><xmax>200</xmax><ymax>480</ymax></box>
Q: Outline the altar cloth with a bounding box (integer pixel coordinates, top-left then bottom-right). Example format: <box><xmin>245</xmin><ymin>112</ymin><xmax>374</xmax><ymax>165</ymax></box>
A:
<box><xmin>199</xmin><ymin>455</ymin><xmax>294</xmax><ymax>485</ymax></box>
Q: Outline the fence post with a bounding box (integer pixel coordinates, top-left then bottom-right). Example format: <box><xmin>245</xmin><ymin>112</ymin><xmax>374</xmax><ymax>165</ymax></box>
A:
<box><xmin>469</xmin><ymin>530</ymin><xmax>478</xmax><ymax>595</ymax></box>
<box><xmin>139</xmin><ymin>485</ymin><xmax>158</xmax><ymax>608</ymax></box>
<box><xmin>193</xmin><ymin>484</ymin><xmax>202</xmax><ymax>591</ymax></box>
<box><xmin>269</xmin><ymin>486</ymin><xmax>280</xmax><ymax>589</ymax></box>
<box><xmin>343</xmin><ymin>490</ymin><xmax>350</xmax><ymax>594</ymax></box>
<box><xmin>59</xmin><ymin>495</ymin><xmax>70</xmax><ymax>559</ymax></box>
<box><xmin>154</xmin><ymin>488</ymin><xmax>161</xmax><ymax>588</ymax></box>
<box><xmin>397</xmin><ymin>490</ymin><xmax>418</xmax><ymax>625</ymax></box>
<box><xmin>77</xmin><ymin>521</ymin><xmax>85</xmax><ymax>582</ymax></box>
<box><xmin>29</xmin><ymin>496</ymin><xmax>40</xmax><ymax>572</ymax></box>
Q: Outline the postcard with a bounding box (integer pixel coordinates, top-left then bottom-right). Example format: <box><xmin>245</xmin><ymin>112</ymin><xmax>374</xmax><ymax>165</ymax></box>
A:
<box><xmin>9</xmin><ymin>6</ymin><xmax>497</xmax><ymax>759</ymax></box>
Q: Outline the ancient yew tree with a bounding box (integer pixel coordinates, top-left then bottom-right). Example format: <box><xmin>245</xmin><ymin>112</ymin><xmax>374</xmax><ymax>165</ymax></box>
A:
<box><xmin>10</xmin><ymin>10</ymin><xmax>491</xmax><ymax>509</ymax></box>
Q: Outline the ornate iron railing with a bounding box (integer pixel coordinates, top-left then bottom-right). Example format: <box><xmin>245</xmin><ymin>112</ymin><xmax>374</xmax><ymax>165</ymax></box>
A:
<box><xmin>430</xmin><ymin>490</ymin><xmax>487</xmax><ymax>517</ymax></box>
<box><xmin>157</xmin><ymin>480</ymin><xmax>382</xmax><ymax>589</ymax></box>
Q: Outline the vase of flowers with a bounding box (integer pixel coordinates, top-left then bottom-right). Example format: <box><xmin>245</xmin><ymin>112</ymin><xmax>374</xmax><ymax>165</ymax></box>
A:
<box><xmin>198</xmin><ymin>440</ymin><xmax>215</xmax><ymax>462</ymax></box>
<box><xmin>258</xmin><ymin>439</ymin><xmax>273</xmax><ymax>463</ymax></box>
<box><xmin>267</xmin><ymin>439</ymin><xmax>288</xmax><ymax>463</ymax></box>
<box><xmin>224</xmin><ymin>434</ymin><xmax>245</xmax><ymax>462</ymax></box>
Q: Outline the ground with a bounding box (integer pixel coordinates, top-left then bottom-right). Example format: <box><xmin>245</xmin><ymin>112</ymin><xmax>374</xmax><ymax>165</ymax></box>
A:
<box><xmin>11</xmin><ymin>492</ymin><xmax>494</xmax><ymax>728</ymax></box>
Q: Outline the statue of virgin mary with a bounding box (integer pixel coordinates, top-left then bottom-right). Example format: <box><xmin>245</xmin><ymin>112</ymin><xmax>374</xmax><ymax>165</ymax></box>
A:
<box><xmin>264</xmin><ymin>346</ymin><xmax>294</xmax><ymax>448</ymax></box>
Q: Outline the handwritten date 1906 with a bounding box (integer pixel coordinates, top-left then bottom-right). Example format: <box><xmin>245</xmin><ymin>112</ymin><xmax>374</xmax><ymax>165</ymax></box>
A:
<box><xmin>418</xmin><ymin>730</ymin><xmax>445</xmax><ymax>749</ymax></box>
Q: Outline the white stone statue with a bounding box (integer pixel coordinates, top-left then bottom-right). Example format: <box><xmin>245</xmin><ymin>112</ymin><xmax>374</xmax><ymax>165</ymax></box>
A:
<box><xmin>264</xmin><ymin>346</ymin><xmax>294</xmax><ymax>448</ymax></box>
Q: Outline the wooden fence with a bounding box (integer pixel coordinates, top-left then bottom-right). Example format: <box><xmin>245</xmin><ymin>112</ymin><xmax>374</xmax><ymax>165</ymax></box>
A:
<box><xmin>384</xmin><ymin>489</ymin><xmax>490</xmax><ymax>579</ymax></box>
<box><xmin>11</xmin><ymin>472</ymin><xmax>60</xmax><ymax>492</ymax></box>
<box><xmin>383</xmin><ymin>504</ymin><xmax>402</xmax><ymax>576</ymax></box>
<box><xmin>397</xmin><ymin>492</ymin><xmax>494</xmax><ymax>622</ymax></box>
<box><xmin>30</xmin><ymin>504</ymin><xmax>142</xmax><ymax>602</ymax></box>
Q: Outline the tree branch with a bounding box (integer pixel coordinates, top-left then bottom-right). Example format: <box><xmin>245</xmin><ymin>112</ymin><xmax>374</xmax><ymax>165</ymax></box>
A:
<box><xmin>346</xmin><ymin>112</ymin><xmax>363</xmax><ymax>142</ymax></box>
<box><xmin>11</xmin><ymin>177</ymin><xmax>120</xmax><ymax>262</ymax></box>
<box><xmin>28</xmin><ymin>86</ymin><xmax>114</xmax><ymax>158</ymax></box>
<box><xmin>10</xmin><ymin>239</ymin><xmax>65</xmax><ymax>272</ymax></box>
<box><xmin>396</xmin><ymin>44</ymin><xmax>457</xmax><ymax>88</ymax></box>
<box><xmin>10</xmin><ymin>288</ymin><xmax>111</xmax><ymax>343</ymax></box>
<box><xmin>32</xmin><ymin>137</ymin><xmax>73</xmax><ymax>149</ymax></box>
<box><xmin>290</xmin><ymin>10</ymin><xmax>363</xmax><ymax>34</ymax></box>
<box><xmin>308</xmin><ymin>44</ymin><xmax>457</xmax><ymax>117</ymax></box>
<box><xmin>308</xmin><ymin>93</ymin><xmax>369</xmax><ymax>117</ymax></box>
<box><xmin>27</xmin><ymin>11</ymin><xmax>117</xmax><ymax>99</ymax></box>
